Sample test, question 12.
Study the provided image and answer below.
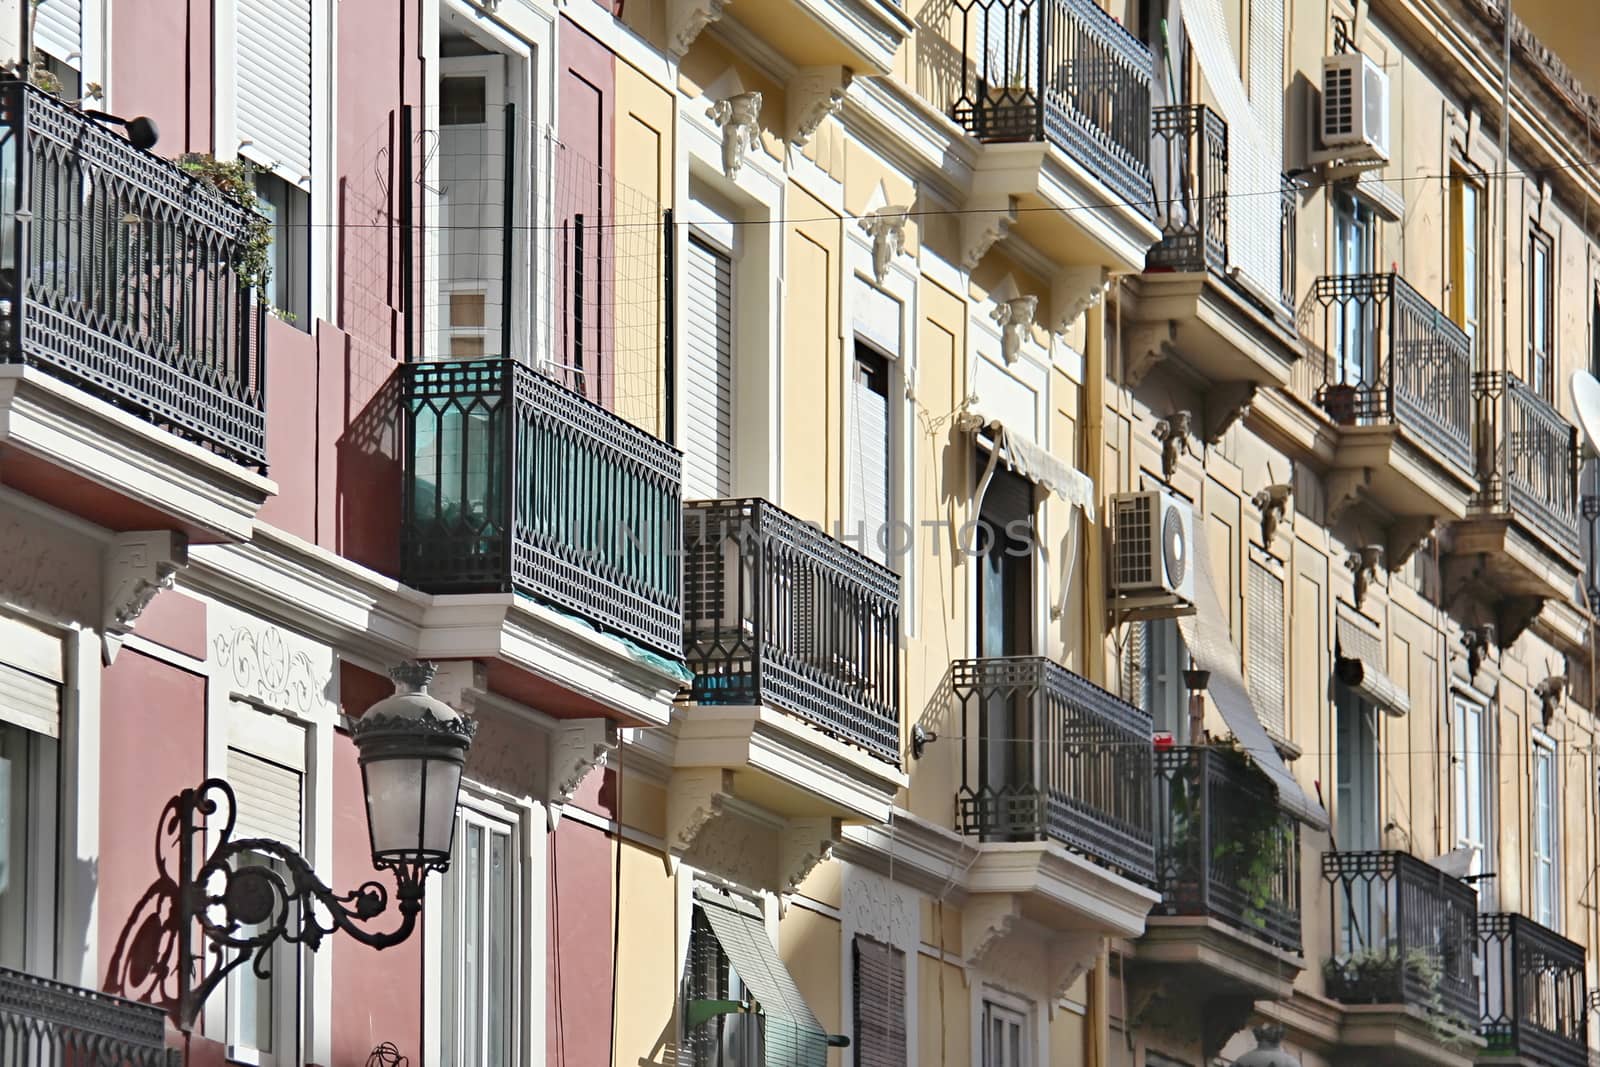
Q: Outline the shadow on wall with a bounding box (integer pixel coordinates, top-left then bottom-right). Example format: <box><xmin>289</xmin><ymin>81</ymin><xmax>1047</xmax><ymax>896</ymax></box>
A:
<box><xmin>336</xmin><ymin>359</ymin><xmax>403</xmax><ymax>574</ymax></box>
<box><xmin>102</xmin><ymin>793</ymin><xmax>185</xmax><ymax>1019</ymax></box>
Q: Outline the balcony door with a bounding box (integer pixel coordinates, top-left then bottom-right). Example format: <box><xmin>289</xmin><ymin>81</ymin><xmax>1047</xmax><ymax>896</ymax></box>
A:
<box><xmin>435</xmin><ymin>56</ymin><xmax>508</xmax><ymax>361</ymax></box>
<box><xmin>976</xmin><ymin>458</ymin><xmax>1035</xmax><ymax>806</ymax></box>
<box><xmin>1334</xmin><ymin>194</ymin><xmax>1376</xmax><ymax>393</ymax></box>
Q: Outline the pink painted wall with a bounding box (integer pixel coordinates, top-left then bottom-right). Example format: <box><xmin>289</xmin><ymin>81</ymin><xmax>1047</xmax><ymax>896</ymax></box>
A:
<box><xmin>108</xmin><ymin>0</ymin><xmax>211</xmax><ymax>155</ymax></box>
<box><xmin>131</xmin><ymin>590</ymin><xmax>207</xmax><ymax>661</ymax></box>
<box><xmin>258</xmin><ymin>318</ymin><xmax>319</xmax><ymax>542</ymax></box>
<box><xmin>329</xmin><ymin>728</ymin><xmax>422</xmax><ymax>1065</ymax></box>
<box><xmin>96</xmin><ymin>649</ymin><xmax>208</xmax><ymax>1030</ymax></box>
<box><xmin>547</xmin><ymin>818</ymin><xmax>614</xmax><ymax>1067</ymax></box>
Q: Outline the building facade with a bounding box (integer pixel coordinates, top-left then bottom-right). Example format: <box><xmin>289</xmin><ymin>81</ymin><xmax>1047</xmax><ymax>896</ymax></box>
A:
<box><xmin>2</xmin><ymin>0</ymin><xmax>1600</xmax><ymax>1065</ymax></box>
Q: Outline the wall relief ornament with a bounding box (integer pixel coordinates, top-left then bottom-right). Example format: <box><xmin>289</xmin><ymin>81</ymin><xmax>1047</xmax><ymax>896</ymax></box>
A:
<box><xmin>707</xmin><ymin>91</ymin><xmax>763</xmax><ymax>180</ymax></box>
<box><xmin>213</xmin><ymin>624</ymin><xmax>324</xmax><ymax>716</ymax></box>
<box><xmin>0</xmin><ymin>513</ymin><xmax>97</xmax><ymax>626</ymax></box>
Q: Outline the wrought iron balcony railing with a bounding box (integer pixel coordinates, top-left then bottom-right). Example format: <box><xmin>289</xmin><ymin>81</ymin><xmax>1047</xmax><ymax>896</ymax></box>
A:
<box><xmin>1147</xmin><ymin>104</ymin><xmax>1226</xmax><ymax>275</ymax></box>
<box><xmin>1322</xmin><ymin>850</ymin><xmax>1479</xmax><ymax>1027</ymax></box>
<box><xmin>0</xmin><ymin>79</ymin><xmax>267</xmax><ymax>468</ymax></box>
<box><xmin>402</xmin><ymin>357</ymin><xmax>683</xmax><ymax>660</ymax></box>
<box><xmin>952</xmin><ymin>656</ymin><xmax>1154</xmax><ymax>883</ymax></box>
<box><xmin>1304</xmin><ymin>272</ymin><xmax>1474</xmax><ymax>479</ymax></box>
<box><xmin>683</xmin><ymin>498</ymin><xmax>901</xmax><ymax>764</ymax></box>
<box><xmin>1472</xmin><ymin>371</ymin><xmax>1581</xmax><ymax>556</ymax></box>
<box><xmin>1480</xmin><ymin>913</ymin><xmax>1588</xmax><ymax>1067</ymax></box>
<box><xmin>1152</xmin><ymin>746</ymin><xmax>1301</xmax><ymax>953</ymax></box>
<box><xmin>949</xmin><ymin>0</ymin><xmax>1154</xmax><ymax>215</ymax></box>
<box><xmin>0</xmin><ymin>965</ymin><xmax>177</xmax><ymax>1065</ymax></box>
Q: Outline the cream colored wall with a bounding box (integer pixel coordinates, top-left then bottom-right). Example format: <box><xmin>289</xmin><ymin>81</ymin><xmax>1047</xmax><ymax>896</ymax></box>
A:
<box><xmin>611</xmin><ymin>839</ymin><xmax>682</xmax><ymax>1067</ymax></box>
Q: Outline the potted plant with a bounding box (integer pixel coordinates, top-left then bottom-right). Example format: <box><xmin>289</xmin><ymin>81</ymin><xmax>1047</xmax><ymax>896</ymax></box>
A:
<box><xmin>177</xmin><ymin>154</ymin><xmax>275</xmax><ymax>293</ymax></box>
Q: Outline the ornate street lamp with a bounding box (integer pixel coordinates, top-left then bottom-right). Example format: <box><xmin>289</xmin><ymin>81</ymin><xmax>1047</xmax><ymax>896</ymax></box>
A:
<box><xmin>175</xmin><ymin>662</ymin><xmax>476</xmax><ymax>1031</ymax></box>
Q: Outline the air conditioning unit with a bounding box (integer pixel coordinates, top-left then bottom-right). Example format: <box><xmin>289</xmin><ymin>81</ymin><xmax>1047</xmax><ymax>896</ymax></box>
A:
<box><xmin>1111</xmin><ymin>490</ymin><xmax>1195</xmax><ymax>604</ymax></box>
<box><xmin>1321</xmin><ymin>52</ymin><xmax>1390</xmax><ymax>163</ymax></box>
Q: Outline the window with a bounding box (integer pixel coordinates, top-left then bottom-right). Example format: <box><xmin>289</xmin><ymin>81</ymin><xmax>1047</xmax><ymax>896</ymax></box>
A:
<box><xmin>1335</xmin><ymin>688</ymin><xmax>1380</xmax><ymax>851</ymax></box>
<box><xmin>683</xmin><ymin>235</ymin><xmax>735</xmax><ymax>500</ymax></box>
<box><xmin>435</xmin><ymin>56</ymin><xmax>508</xmax><ymax>360</ymax></box>
<box><xmin>1532</xmin><ymin>736</ymin><xmax>1558</xmax><ymax>928</ymax></box>
<box><xmin>685</xmin><ymin>907</ymin><xmax>762</xmax><ymax>1067</ymax></box>
<box><xmin>981</xmin><ymin>1000</ymin><xmax>1028</xmax><ymax>1067</ymax></box>
<box><xmin>441</xmin><ymin>804</ymin><xmax>517</xmax><ymax>1066</ymax></box>
<box><xmin>847</xmin><ymin>344</ymin><xmax>893</xmax><ymax>565</ymax></box>
<box><xmin>853</xmin><ymin>936</ymin><xmax>906</xmax><ymax>1067</ymax></box>
<box><xmin>0</xmin><ymin>721</ymin><xmax>58</xmax><ymax>974</ymax></box>
<box><xmin>1334</xmin><ymin>193</ymin><xmax>1376</xmax><ymax>390</ymax></box>
<box><xmin>254</xmin><ymin>173</ymin><xmax>310</xmax><ymax>331</ymax></box>
<box><xmin>1529</xmin><ymin>228</ymin><xmax>1555</xmax><ymax>399</ymax></box>
<box><xmin>1126</xmin><ymin>618</ymin><xmax>1187</xmax><ymax>738</ymax></box>
<box><xmin>224</xmin><ymin>707</ymin><xmax>305</xmax><ymax>1065</ymax></box>
<box><xmin>1450</xmin><ymin>172</ymin><xmax>1484</xmax><ymax>358</ymax></box>
<box><xmin>1246</xmin><ymin>559</ymin><xmax>1286</xmax><ymax>736</ymax></box>
<box><xmin>976</xmin><ymin>460</ymin><xmax>1033</xmax><ymax>659</ymax></box>
<box><xmin>235</xmin><ymin>0</ymin><xmax>312</xmax><ymax>184</ymax></box>
<box><xmin>1452</xmin><ymin>696</ymin><xmax>1492</xmax><ymax>906</ymax></box>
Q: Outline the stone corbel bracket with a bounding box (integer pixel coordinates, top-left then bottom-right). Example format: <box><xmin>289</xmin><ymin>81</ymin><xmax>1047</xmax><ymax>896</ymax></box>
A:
<box><xmin>991</xmin><ymin>295</ymin><xmax>1038</xmax><ymax>365</ymax></box>
<box><xmin>102</xmin><ymin>530</ymin><xmax>188</xmax><ymax>664</ymax></box>
<box><xmin>963</xmin><ymin>895</ymin><xmax>1102</xmax><ymax>1015</ymax></box>
<box><xmin>1122</xmin><ymin>320</ymin><xmax>1176</xmax><ymax>387</ymax></box>
<box><xmin>778</xmin><ymin>816</ymin><xmax>838</xmax><ymax>902</ymax></box>
<box><xmin>1051</xmin><ymin>265</ymin><xmax>1108</xmax><ymax>334</ymax></box>
<box><xmin>667</xmin><ymin>0</ymin><xmax>728</xmax><ymax>56</ymax></box>
<box><xmin>707</xmin><ymin>91</ymin><xmax>763</xmax><ymax>180</ymax></box>
<box><xmin>787</xmin><ymin>66</ymin><xmax>850</xmax><ymax>147</ymax></box>
<box><xmin>961</xmin><ymin>196</ymin><xmax>1015</xmax><ymax>270</ymax></box>
<box><xmin>665</xmin><ymin>770</ymin><xmax>838</xmax><ymax>896</ymax></box>
<box><xmin>859</xmin><ymin>204</ymin><xmax>910</xmax><ymax>286</ymax></box>
<box><xmin>546</xmin><ymin>718</ymin><xmax>620</xmax><ymax>829</ymax></box>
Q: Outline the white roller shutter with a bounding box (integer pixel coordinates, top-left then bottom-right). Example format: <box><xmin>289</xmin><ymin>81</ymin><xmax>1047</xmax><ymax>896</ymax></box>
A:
<box><xmin>0</xmin><ymin>614</ymin><xmax>62</xmax><ymax>739</ymax></box>
<box><xmin>32</xmin><ymin>0</ymin><xmax>81</xmax><ymax>69</ymax></box>
<box><xmin>682</xmin><ymin>236</ymin><xmax>733</xmax><ymax>501</ymax></box>
<box><xmin>848</xmin><ymin>348</ymin><xmax>890</xmax><ymax>565</ymax></box>
<box><xmin>228</xmin><ymin>749</ymin><xmax>302</xmax><ymax>851</ymax></box>
<box><xmin>236</xmin><ymin>0</ymin><xmax>313</xmax><ymax>182</ymax></box>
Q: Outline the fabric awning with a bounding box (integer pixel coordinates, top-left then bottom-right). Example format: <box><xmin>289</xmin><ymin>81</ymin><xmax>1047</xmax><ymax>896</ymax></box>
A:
<box><xmin>960</xmin><ymin>402</ymin><xmax>1096</xmax><ymax>520</ymax></box>
<box><xmin>1336</xmin><ymin>611</ymin><xmax>1411</xmax><ymax>717</ymax></box>
<box><xmin>695</xmin><ymin>887</ymin><xmax>828</xmax><ymax>1067</ymax></box>
<box><xmin>1177</xmin><ymin>521</ymin><xmax>1329</xmax><ymax>830</ymax></box>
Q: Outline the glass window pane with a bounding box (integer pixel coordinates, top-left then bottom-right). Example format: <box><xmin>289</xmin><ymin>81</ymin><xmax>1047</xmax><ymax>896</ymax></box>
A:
<box><xmin>464</xmin><ymin>824</ymin><xmax>484</xmax><ymax>1061</ymax></box>
<box><xmin>488</xmin><ymin>829</ymin><xmax>509</xmax><ymax>1066</ymax></box>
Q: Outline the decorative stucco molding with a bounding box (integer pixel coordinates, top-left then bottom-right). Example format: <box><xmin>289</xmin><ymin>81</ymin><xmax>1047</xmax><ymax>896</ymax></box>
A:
<box><xmin>778</xmin><ymin>816</ymin><xmax>839</xmax><ymax>900</ymax></box>
<box><xmin>707</xmin><ymin>91</ymin><xmax>763</xmax><ymax>180</ymax></box>
<box><xmin>960</xmin><ymin>197</ymin><xmax>1015</xmax><ymax>270</ymax></box>
<box><xmin>667</xmin><ymin>0</ymin><xmax>728</xmax><ymax>56</ymax></box>
<box><xmin>991</xmin><ymin>295</ymin><xmax>1037</xmax><ymax>365</ymax></box>
<box><xmin>1122</xmin><ymin>320</ymin><xmax>1177</xmax><ymax>386</ymax></box>
<box><xmin>1051</xmin><ymin>265</ymin><xmax>1108</xmax><ymax>334</ymax></box>
<box><xmin>213</xmin><ymin>622</ymin><xmax>325</xmax><ymax>717</ymax></box>
<box><xmin>0</xmin><ymin>512</ymin><xmax>97</xmax><ymax>627</ymax></box>
<box><xmin>964</xmin><ymin>894</ymin><xmax>1102</xmax><ymax>1013</ymax></box>
<box><xmin>102</xmin><ymin>531</ymin><xmax>188</xmax><ymax>663</ymax></box>
<box><xmin>787</xmin><ymin>66</ymin><xmax>850</xmax><ymax>146</ymax></box>
<box><xmin>859</xmin><ymin>205</ymin><xmax>910</xmax><ymax>286</ymax></box>
<box><xmin>547</xmin><ymin>718</ymin><xmax>619</xmax><ymax>828</ymax></box>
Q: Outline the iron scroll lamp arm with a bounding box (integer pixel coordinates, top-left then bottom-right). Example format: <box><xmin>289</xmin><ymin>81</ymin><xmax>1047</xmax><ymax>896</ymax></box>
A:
<box><xmin>175</xmin><ymin>777</ymin><xmax>433</xmax><ymax>1031</ymax></box>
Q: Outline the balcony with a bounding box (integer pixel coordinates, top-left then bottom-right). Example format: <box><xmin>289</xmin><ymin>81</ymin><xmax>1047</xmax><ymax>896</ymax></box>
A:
<box><xmin>947</xmin><ymin>656</ymin><xmax>1159</xmax><ymax>1006</ymax></box>
<box><xmin>1443</xmin><ymin>372</ymin><xmax>1582</xmax><ymax>643</ymax></box>
<box><xmin>1121</xmin><ymin>105</ymin><xmax>1300</xmax><ymax>429</ymax></box>
<box><xmin>0</xmin><ymin>79</ymin><xmax>272</xmax><ymax>541</ymax></box>
<box><xmin>0</xmin><ymin>965</ymin><xmax>176</xmax><ymax>1065</ymax></box>
<box><xmin>690</xmin><ymin>0</ymin><xmax>913</xmax><ymax>75</ymax></box>
<box><xmin>403</xmin><ymin>357</ymin><xmax>683</xmax><ymax>663</ymax></box>
<box><xmin>1323</xmin><ymin>851</ymin><xmax>1483</xmax><ymax>1064</ymax></box>
<box><xmin>1296</xmin><ymin>273</ymin><xmax>1477</xmax><ymax>550</ymax></box>
<box><xmin>683</xmin><ymin>497</ymin><xmax>900</xmax><ymax>763</ymax></box>
<box><xmin>949</xmin><ymin>0</ymin><xmax>1158</xmax><ymax>273</ymax></box>
<box><xmin>1479</xmin><ymin>913</ymin><xmax>1588</xmax><ymax>1067</ymax></box>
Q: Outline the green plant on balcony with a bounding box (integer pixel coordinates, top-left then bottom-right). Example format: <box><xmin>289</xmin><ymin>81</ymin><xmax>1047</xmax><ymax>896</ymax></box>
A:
<box><xmin>1322</xmin><ymin>946</ymin><xmax>1468</xmax><ymax>1046</ymax></box>
<box><xmin>177</xmin><ymin>154</ymin><xmax>274</xmax><ymax>291</ymax></box>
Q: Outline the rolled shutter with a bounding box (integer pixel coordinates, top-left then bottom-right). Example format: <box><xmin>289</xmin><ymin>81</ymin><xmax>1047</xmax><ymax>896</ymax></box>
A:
<box><xmin>852</xmin><ymin>935</ymin><xmax>906</xmax><ymax>1067</ymax></box>
<box><xmin>1246</xmin><ymin>560</ymin><xmax>1286</xmax><ymax>735</ymax></box>
<box><xmin>228</xmin><ymin>749</ymin><xmax>302</xmax><ymax>851</ymax></box>
<box><xmin>0</xmin><ymin>614</ymin><xmax>62</xmax><ymax>738</ymax></box>
<box><xmin>848</xmin><ymin>349</ymin><xmax>891</xmax><ymax>565</ymax></box>
<box><xmin>236</xmin><ymin>0</ymin><xmax>313</xmax><ymax>182</ymax></box>
<box><xmin>33</xmin><ymin>0</ymin><xmax>82</xmax><ymax>69</ymax></box>
<box><xmin>683</xmin><ymin>237</ymin><xmax>734</xmax><ymax>500</ymax></box>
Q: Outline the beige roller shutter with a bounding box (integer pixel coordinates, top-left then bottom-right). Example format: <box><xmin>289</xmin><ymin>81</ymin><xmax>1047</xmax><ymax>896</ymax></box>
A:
<box><xmin>236</xmin><ymin>0</ymin><xmax>313</xmax><ymax>181</ymax></box>
<box><xmin>227</xmin><ymin>703</ymin><xmax>305</xmax><ymax>850</ymax></box>
<box><xmin>0</xmin><ymin>614</ymin><xmax>63</xmax><ymax>738</ymax></box>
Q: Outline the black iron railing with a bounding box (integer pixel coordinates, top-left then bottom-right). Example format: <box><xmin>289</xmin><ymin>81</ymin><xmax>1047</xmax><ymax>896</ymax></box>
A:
<box><xmin>953</xmin><ymin>657</ymin><xmax>1154</xmax><ymax>882</ymax></box>
<box><xmin>683</xmin><ymin>498</ymin><xmax>901</xmax><ymax>763</ymax></box>
<box><xmin>949</xmin><ymin>0</ymin><xmax>1153</xmax><ymax>215</ymax></box>
<box><xmin>0</xmin><ymin>965</ymin><xmax>177</xmax><ymax>1065</ymax></box>
<box><xmin>1147</xmin><ymin>105</ymin><xmax>1226</xmax><ymax>274</ymax></box>
<box><xmin>1152</xmin><ymin>746</ymin><xmax>1301</xmax><ymax>953</ymax></box>
<box><xmin>1305</xmin><ymin>273</ymin><xmax>1474</xmax><ymax>478</ymax></box>
<box><xmin>1480</xmin><ymin>913</ymin><xmax>1588</xmax><ymax>1067</ymax></box>
<box><xmin>1322</xmin><ymin>850</ymin><xmax>1479</xmax><ymax>1027</ymax></box>
<box><xmin>403</xmin><ymin>358</ymin><xmax>683</xmax><ymax>659</ymax></box>
<box><xmin>0</xmin><ymin>79</ymin><xmax>267</xmax><ymax>468</ymax></box>
<box><xmin>1472</xmin><ymin>371</ymin><xmax>1581</xmax><ymax>557</ymax></box>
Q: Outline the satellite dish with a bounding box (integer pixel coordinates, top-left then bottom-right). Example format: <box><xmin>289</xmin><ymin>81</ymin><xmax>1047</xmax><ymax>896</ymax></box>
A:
<box><xmin>1569</xmin><ymin>371</ymin><xmax>1600</xmax><ymax>458</ymax></box>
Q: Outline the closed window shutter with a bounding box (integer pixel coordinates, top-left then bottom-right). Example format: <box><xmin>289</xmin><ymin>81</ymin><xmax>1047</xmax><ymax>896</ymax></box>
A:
<box><xmin>1122</xmin><ymin>622</ymin><xmax>1147</xmax><ymax>711</ymax></box>
<box><xmin>852</xmin><ymin>935</ymin><xmax>906</xmax><ymax>1067</ymax></box>
<box><xmin>683</xmin><ymin>237</ymin><xmax>733</xmax><ymax>500</ymax></box>
<box><xmin>33</xmin><ymin>0</ymin><xmax>82</xmax><ymax>68</ymax></box>
<box><xmin>0</xmin><ymin>614</ymin><xmax>62</xmax><ymax>738</ymax></box>
<box><xmin>228</xmin><ymin>749</ymin><xmax>302</xmax><ymax>852</ymax></box>
<box><xmin>1246</xmin><ymin>560</ymin><xmax>1286</xmax><ymax>735</ymax></box>
<box><xmin>236</xmin><ymin>0</ymin><xmax>313</xmax><ymax>182</ymax></box>
<box><xmin>848</xmin><ymin>348</ymin><xmax>891</xmax><ymax>565</ymax></box>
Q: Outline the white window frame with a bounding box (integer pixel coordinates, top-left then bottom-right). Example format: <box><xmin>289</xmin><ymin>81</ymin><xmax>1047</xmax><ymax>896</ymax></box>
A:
<box><xmin>975</xmin><ymin>991</ymin><xmax>1033</xmax><ymax>1067</ymax></box>
<box><xmin>845</xmin><ymin>336</ymin><xmax>896</xmax><ymax>566</ymax></box>
<box><xmin>439</xmin><ymin>797</ymin><xmax>520</xmax><ymax>1066</ymax></box>
<box><xmin>1451</xmin><ymin>695</ymin><xmax>1490</xmax><ymax>891</ymax></box>
<box><xmin>682</xmin><ymin>219</ymin><xmax>738</xmax><ymax>499</ymax></box>
<box><xmin>1532</xmin><ymin>733</ymin><xmax>1559</xmax><ymax>929</ymax></box>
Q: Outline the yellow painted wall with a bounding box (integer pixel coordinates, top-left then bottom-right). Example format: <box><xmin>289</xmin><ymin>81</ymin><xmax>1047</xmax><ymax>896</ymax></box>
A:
<box><xmin>779</xmin><ymin>906</ymin><xmax>844</xmax><ymax>1067</ymax></box>
<box><xmin>611</xmin><ymin>841</ymin><xmax>681</xmax><ymax>1067</ymax></box>
<box><xmin>782</xmin><ymin>185</ymin><xmax>843</xmax><ymax>525</ymax></box>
